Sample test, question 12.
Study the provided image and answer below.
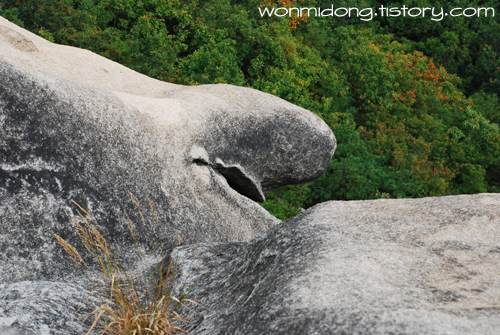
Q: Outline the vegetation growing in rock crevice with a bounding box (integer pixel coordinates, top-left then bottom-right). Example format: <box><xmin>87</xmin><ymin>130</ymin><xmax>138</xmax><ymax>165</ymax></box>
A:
<box><xmin>2</xmin><ymin>0</ymin><xmax>499</xmax><ymax>219</ymax></box>
<box><xmin>53</xmin><ymin>200</ymin><xmax>193</xmax><ymax>334</ymax></box>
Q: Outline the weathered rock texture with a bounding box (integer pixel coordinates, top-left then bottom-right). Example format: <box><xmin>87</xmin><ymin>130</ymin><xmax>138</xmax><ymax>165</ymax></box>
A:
<box><xmin>0</xmin><ymin>281</ymin><xmax>99</xmax><ymax>335</ymax></box>
<box><xmin>0</xmin><ymin>17</ymin><xmax>335</xmax><ymax>334</ymax></box>
<box><xmin>172</xmin><ymin>194</ymin><xmax>500</xmax><ymax>334</ymax></box>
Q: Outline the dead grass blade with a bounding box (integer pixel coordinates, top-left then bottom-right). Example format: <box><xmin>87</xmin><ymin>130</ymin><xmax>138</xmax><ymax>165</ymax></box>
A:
<box><xmin>53</xmin><ymin>199</ymin><xmax>195</xmax><ymax>334</ymax></box>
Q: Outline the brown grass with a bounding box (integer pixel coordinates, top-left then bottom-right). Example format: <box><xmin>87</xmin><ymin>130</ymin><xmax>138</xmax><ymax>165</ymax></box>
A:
<box><xmin>53</xmin><ymin>198</ymin><xmax>194</xmax><ymax>335</ymax></box>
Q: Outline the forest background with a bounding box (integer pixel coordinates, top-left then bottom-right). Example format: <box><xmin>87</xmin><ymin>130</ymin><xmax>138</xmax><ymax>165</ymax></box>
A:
<box><xmin>1</xmin><ymin>0</ymin><xmax>499</xmax><ymax>220</ymax></box>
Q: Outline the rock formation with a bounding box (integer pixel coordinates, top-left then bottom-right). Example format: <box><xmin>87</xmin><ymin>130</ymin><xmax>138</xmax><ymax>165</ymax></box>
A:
<box><xmin>0</xmin><ymin>16</ymin><xmax>335</xmax><ymax>334</ymax></box>
<box><xmin>1</xmin><ymin>15</ymin><xmax>499</xmax><ymax>335</ymax></box>
<box><xmin>172</xmin><ymin>194</ymin><xmax>500</xmax><ymax>334</ymax></box>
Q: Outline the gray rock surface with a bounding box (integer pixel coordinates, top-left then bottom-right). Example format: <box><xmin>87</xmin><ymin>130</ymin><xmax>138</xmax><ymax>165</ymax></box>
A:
<box><xmin>171</xmin><ymin>194</ymin><xmax>500</xmax><ymax>335</ymax></box>
<box><xmin>0</xmin><ymin>17</ymin><xmax>335</xmax><ymax>334</ymax></box>
<box><xmin>0</xmin><ymin>281</ymin><xmax>98</xmax><ymax>335</ymax></box>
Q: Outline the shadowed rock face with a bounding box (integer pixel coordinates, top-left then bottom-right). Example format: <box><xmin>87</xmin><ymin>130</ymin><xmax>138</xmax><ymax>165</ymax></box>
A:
<box><xmin>0</xmin><ymin>17</ymin><xmax>335</xmax><ymax>334</ymax></box>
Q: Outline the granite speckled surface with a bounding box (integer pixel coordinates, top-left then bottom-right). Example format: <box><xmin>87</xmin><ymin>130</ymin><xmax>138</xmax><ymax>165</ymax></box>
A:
<box><xmin>0</xmin><ymin>16</ymin><xmax>335</xmax><ymax>334</ymax></box>
<box><xmin>172</xmin><ymin>194</ymin><xmax>500</xmax><ymax>334</ymax></box>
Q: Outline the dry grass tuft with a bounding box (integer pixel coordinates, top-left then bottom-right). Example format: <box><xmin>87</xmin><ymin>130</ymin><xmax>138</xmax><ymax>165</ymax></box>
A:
<box><xmin>53</xmin><ymin>198</ymin><xmax>194</xmax><ymax>335</ymax></box>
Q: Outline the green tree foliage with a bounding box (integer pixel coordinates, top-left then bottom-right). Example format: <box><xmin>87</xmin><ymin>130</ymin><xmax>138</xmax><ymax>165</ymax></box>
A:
<box><xmin>377</xmin><ymin>0</ymin><xmax>500</xmax><ymax>97</ymax></box>
<box><xmin>2</xmin><ymin>0</ymin><xmax>499</xmax><ymax>219</ymax></box>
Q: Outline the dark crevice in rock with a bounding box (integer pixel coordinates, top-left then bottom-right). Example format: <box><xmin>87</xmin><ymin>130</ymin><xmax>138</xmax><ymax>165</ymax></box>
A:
<box><xmin>192</xmin><ymin>157</ymin><xmax>265</xmax><ymax>203</ymax></box>
<box><xmin>192</xmin><ymin>158</ymin><xmax>209</xmax><ymax>166</ymax></box>
<box><xmin>212</xmin><ymin>164</ymin><xmax>265</xmax><ymax>203</ymax></box>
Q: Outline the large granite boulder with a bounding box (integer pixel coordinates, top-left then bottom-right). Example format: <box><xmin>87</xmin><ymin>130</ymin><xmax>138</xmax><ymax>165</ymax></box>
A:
<box><xmin>172</xmin><ymin>194</ymin><xmax>500</xmax><ymax>334</ymax></box>
<box><xmin>0</xmin><ymin>17</ymin><xmax>335</xmax><ymax>334</ymax></box>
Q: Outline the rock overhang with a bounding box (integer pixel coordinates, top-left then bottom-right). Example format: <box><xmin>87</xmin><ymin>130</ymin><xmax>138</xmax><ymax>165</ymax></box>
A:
<box><xmin>0</xmin><ymin>14</ymin><xmax>336</xmax><ymax>284</ymax></box>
